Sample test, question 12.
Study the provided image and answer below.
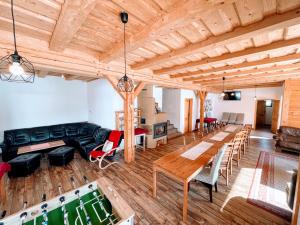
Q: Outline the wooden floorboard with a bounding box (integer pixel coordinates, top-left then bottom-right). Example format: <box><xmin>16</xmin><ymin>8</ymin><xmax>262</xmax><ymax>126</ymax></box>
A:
<box><xmin>1</xmin><ymin>129</ymin><xmax>292</xmax><ymax>225</ymax></box>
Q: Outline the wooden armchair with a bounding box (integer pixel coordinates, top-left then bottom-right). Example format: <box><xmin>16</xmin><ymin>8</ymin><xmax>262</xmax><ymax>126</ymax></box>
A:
<box><xmin>89</xmin><ymin>130</ymin><xmax>122</xmax><ymax>170</ymax></box>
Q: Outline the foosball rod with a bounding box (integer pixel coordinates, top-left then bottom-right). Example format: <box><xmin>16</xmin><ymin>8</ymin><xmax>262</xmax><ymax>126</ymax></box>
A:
<box><xmin>83</xmin><ymin>176</ymin><xmax>115</xmax><ymax>225</ymax></box>
<box><xmin>58</xmin><ymin>186</ymin><xmax>69</xmax><ymax>225</ymax></box>
<box><xmin>20</xmin><ymin>201</ymin><xmax>28</xmax><ymax>225</ymax></box>
<box><xmin>70</xmin><ymin>177</ymin><xmax>91</xmax><ymax>225</ymax></box>
<box><xmin>41</xmin><ymin>194</ymin><xmax>48</xmax><ymax>225</ymax></box>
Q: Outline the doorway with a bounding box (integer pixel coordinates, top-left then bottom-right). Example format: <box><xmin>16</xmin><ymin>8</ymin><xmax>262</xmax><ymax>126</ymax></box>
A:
<box><xmin>255</xmin><ymin>99</ymin><xmax>280</xmax><ymax>133</ymax></box>
<box><xmin>184</xmin><ymin>98</ymin><xmax>193</xmax><ymax>133</ymax></box>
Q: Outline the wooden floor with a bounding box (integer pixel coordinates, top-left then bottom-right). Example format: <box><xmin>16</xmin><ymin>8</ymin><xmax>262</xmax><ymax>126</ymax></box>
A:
<box><xmin>1</xmin><ymin>129</ymin><xmax>292</xmax><ymax>225</ymax></box>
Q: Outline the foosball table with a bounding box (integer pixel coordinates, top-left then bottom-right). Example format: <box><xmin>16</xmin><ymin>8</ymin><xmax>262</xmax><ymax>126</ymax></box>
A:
<box><xmin>0</xmin><ymin>176</ymin><xmax>134</xmax><ymax>225</ymax></box>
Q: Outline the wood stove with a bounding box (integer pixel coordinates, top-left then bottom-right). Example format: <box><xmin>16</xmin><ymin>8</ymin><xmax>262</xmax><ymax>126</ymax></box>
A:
<box><xmin>153</xmin><ymin>122</ymin><xmax>167</xmax><ymax>139</ymax></box>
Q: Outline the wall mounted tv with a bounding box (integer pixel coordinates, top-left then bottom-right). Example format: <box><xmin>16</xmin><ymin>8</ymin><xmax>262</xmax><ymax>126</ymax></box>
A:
<box><xmin>223</xmin><ymin>91</ymin><xmax>241</xmax><ymax>100</ymax></box>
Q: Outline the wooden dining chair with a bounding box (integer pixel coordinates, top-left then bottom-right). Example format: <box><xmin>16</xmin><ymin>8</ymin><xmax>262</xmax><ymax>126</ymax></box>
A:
<box><xmin>220</xmin><ymin>144</ymin><xmax>233</xmax><ymax>186</ymax></box>
<box><xmin>228</xmin><ymin>135</ymin><xmax>243</xmax><ymax>167</ymax></box>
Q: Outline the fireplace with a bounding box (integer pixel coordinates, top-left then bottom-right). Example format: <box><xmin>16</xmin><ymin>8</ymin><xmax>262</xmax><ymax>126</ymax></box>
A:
<box><xmin>153</xmin><ymin>122</ymin><xmax>167</xmax><ymax>139</ymax></box>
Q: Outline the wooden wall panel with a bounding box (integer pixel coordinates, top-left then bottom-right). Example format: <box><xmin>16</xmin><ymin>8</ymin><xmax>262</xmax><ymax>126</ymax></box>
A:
<box><xmin>281</xmin><ymin>79</ymin><xmax>300</xmax><ymax>128</ymax></box>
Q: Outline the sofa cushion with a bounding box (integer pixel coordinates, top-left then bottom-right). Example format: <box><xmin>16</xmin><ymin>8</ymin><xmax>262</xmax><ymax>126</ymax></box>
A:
<box><xmin>279</xmin><ymin>141</ymin><xmax>300</xmax><ymax>151</ymax></box>
<box><xmin>285</xmin><ymin>135</ymin><xmax>300</xmax><ymax>144</ymax></box>
<box><xmin>11</xmin><ymin>129</ymin><xmax>31</xmax><ymax>146</ymax></box>
<box><xmin>78</xmin><ymin>123</ymin><xmax>99</xmax><ymax>136</ymax></box>
<box><xmin>30</xmin><ymin>127</ymin><xmax>50</xmax><ymax>143</ymax></box>
<box><xmin>102</xmin><ymin>140</ymin><xmax>114</xmax><ymax>153</ymax></box>
<box><xmin>280</xmin><ymin>126</ymin><xmax>300</xmax><ymax>137</ymax></box>
<box><xmin>65</xmin><ymin>124</ymin><xmax>80</xmax><ymax>137</ymax></box>
<box><xmin>49</xmin><ymin>125</ymin><xmax>66</xmax><ymax>140</ymax></box>
<box><xmin>93</xmin><ymin>128</ymin><xmax>111</xmax><ymax>144</ymax></box>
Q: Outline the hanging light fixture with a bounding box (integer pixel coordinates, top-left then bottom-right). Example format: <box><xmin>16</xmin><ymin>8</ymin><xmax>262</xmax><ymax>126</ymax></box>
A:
<box><xmin>221</xmin><ymin>77</ymin><xmax>226</xmax><ymax>97</ymax></box>
<box><xmin>254</xmin><ymin>85</ymin><xmax>257</xmax><ymax>100</ymax></box>
<box><xmin>117</xmin><ymin>12</ymin><xmax>134</xmax><ymax>92</ymax></box>
<box><xmin>0</xmin><ymin>0</ymin><xmax>35</xmax><ymax>83</ymax></box>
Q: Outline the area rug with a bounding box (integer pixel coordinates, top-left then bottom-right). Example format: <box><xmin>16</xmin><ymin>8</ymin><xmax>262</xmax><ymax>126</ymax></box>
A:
<box><xmin>247</xmin><ymin>151</ymin><xmax>298</xmax><ymax>221</ymax></box>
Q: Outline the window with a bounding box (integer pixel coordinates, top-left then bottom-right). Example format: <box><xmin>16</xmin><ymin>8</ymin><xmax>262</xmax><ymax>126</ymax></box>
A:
<box><xmin>265</xmin><ymin>100</ymin><xmax>272</xmax><ymax>107</ymax></box>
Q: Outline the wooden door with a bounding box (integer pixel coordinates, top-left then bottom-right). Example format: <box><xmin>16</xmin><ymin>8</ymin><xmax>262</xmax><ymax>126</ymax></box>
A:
<box><xmin>184</xmin><ymin>98</ymin><xmax>193</xmax><ymax>133</ymax></box>
<box><xmin>271</xmin><ymin>100</ymin><xmax>280</xmax><ymax>133</ymax></box>
<box><xmin>256</xmin><ymin>100</ymin><xmax>266</xmax><ymax>128</ymax></box>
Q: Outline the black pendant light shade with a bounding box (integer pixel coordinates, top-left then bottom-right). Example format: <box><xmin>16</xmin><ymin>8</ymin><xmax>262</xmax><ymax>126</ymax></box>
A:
<box><xmin>0</xmin><ymin>51</ymin><xmax>35</xmax><ymax>83</ymax></box>
<box><xmin>117</xmin><ymin>12</ymin><xmax>134</xmax><ymax>92</ymax></box>
<box><xmin>117</xmin><ymin>74</ymin><xmax>134</xmax><ymax>92</ymax></box>
<box><xmin>0</xmin><ymin>0</ymin><xmax>35</xmax><ymax>83</ymax></box>
<box><xmin>221</xmin><ymin>77</ymin><xmax>226</xmax><ymax>97</ymax></box>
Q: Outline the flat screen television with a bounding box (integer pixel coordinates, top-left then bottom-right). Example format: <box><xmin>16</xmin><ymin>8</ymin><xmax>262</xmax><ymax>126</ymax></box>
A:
<box><xmin>223</xmin><ymin>91</ymin><xmax>241</xmax><ymax>101</ymax></box>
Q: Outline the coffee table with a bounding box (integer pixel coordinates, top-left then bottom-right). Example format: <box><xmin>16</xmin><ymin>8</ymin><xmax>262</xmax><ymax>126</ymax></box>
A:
<box><xmin>17</xmin><ymin>140</ymin><xmax>65</xmax><ymax>155</ymax></box>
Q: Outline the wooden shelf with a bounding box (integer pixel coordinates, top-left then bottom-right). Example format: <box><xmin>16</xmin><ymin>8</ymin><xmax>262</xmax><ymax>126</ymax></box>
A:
<box><xmin>115</xmin><ymin>108</ymin><xmax>141</xmax><ymax>131</ymax></box>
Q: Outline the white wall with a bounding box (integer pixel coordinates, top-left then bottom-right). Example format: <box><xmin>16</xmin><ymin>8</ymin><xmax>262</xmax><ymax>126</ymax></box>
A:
<box><xmin>207</xmin><ymin>87</ymin><xmax>283</xmax><ymax>126</ymax></box>
<box><xmin>162</xmin><ymin>88</ymin><xmax>198</xmax><ymax>133</ymax></box>
<box><xmin>153</xmin><ymin>86</ymin><xmax>163</xmax><ymax>110</ymax></box>
<box><xmin>0</xmin><ymin>76</ymin><xmax>88</xmax><ymax>142</ymax></box>
<box><xmin>180</xmin><ymin>89</ymin><xmax>198</xmax><ymax>133</ymax></box>
<box><xmin>87</xmin><ymin>79</ymin><xmax>123</xmax><ymax>130</ymax></box>
<box><xmin>162</xmin><ymin>88</ymin><xmax>181</xmax><ymax>130</ymax></box>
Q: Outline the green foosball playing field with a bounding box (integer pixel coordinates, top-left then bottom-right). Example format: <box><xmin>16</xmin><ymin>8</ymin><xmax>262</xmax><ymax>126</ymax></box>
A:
<box><xmin>25</xmin><ymin>191</ymin><xmax>119</xmax><ymax>225</ymax></box>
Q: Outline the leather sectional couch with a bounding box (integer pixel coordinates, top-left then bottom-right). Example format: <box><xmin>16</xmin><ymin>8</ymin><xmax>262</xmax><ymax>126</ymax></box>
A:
<box><xmin>274</xmin><ymin>126</ymin><xmax>300</xmax><ymax>153</ymax></box>
<box><xmin>0</xmin><ymin>122</ymin><xmax>111</xmax><ymax>161</ymax></box>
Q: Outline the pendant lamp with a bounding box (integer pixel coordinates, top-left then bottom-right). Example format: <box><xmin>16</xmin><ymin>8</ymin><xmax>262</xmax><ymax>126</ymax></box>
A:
<box><xmin>117</xmin><ymin>12</ymin><xmax>134</xmax><ymax>92</ymax></box>
<box><xmin>0</xmin><ymin>0</ymin><xmax>35</xmax><ymax>83</ymax></box>
<box><xmin>221</xmin><ymin>77</ymin><xmax>226</xmax><ymax>97</ymax></box>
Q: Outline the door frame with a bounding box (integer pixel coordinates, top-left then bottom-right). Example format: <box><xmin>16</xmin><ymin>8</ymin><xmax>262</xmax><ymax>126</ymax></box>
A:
<box><xmin>253</xmin><ymin>98</ymin><xmax>280</xmax><ymax>130</ymax></box>
<box><xmin>184</xmin><ymin>98</ymin><xmax>193</xmax><ymax>133</ymax></box>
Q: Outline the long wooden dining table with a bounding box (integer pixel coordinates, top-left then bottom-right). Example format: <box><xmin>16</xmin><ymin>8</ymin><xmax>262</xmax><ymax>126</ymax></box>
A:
<box><xmin>152</xmin><ymin>125</ymin><xmax>241</xmax><ymax>222</ymax></box>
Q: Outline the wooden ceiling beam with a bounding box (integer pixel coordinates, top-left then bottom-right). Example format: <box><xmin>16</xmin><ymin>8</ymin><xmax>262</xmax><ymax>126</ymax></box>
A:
<box><xmin>213</xmin><ymin>81</ymin><xmax>284</xmax><ymax>90</ymax></box>
<box><xmin>99</xmin><ymin>0</ymin><xmax>234</xmax><ymax>63</ymax></box>
<box><xmin>170</xmin><ymin>53</ymin><xmax>300</xmax><ymax>79</ymax></box>
<box><xmin>132</xmin><ymin>8</ymin><xmax>300</xmax><ymax>70</ymax></box>
<box><xmin>154</xmin><ymin>37</ymin><xmax>300</xmax><ymax>75</ymax></box>
<box><xmin>184</xmin><ymin>62</ymin><xmax>300</xmax><ymax>82</ymax></box>
<box><xmin>49</xmin><ymin>0</ymin><xmax>97</xmax><ymax>51</ymax></box>
<box><xmin>200</xmin><ymin>72</ymin><xmax>300</xmax><ymax>86</ymax></box>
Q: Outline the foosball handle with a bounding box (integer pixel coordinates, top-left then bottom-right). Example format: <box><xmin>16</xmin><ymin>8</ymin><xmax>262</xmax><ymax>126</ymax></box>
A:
<box><xmin>42</xmin><ymin>194</ymin><xmax>46</xmax><ymax>202</ymax></box>
<box><xmin>58</xmin><ymin>185</ymin><xmax>63</xmax><ymax>195</ymax></box>
<box><xmin>70</xmin><ymin>177</ymin><xmax>76</xmax><ymax>188</ymax></box>
<box><xmin>23</xmin><ymin>201</ymin><xmax>28</xmax><ymax>210</ymax></box>
<box><xmin>83</xmin><ymin>175</ymin><xmax>89</xmax><ymax>183</ymax></box>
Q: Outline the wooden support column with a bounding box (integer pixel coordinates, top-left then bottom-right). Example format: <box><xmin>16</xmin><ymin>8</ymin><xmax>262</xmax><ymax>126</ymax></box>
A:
<box><xmin>124</xmin><ymin>92</ymin><xmax>135</xmax><ymax>162</ymax></box>
<box><xmin>198</xmin><ymin>91</ymin><xmax>207</xmax><ymax>131</ymax></box>
<box><xmin>105</xmin><ymin>76</ymin><xmax>145</xmax><ymax>163</ymax></box>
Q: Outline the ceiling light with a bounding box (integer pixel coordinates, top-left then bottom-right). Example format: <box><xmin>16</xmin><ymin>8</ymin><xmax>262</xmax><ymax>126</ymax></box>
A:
<box><xmin>0</xmin><ymin>0</ymin><xmax>35</xmax><ymax>83</ymax></box>
<box><xmin>117</xmin><ymin>12</ymin><xmax>134</xmax><ymax>92</ymax></box>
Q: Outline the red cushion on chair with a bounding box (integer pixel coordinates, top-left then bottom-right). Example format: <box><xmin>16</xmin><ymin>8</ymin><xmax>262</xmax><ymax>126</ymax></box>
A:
<box><xmin>134</xmin><ymin>128</ymin><xmax>147</xmax><ymax>135</ymax></box>
<box><xmin>0</xmin><ymin>163</ymin><xmax>11</xmax><ymax>179</ymax></box>
<box><xmin>90</xmin><ymin>150</ymin><xmax>106</xmax><ymax>159</ymax></box>
<box><xmin>108</xmin><ymin>130</ymin><xmax>122</xmax><ymax>149</ymax></box>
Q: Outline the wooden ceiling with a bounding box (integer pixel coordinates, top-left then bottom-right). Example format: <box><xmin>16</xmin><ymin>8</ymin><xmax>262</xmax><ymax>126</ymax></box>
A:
<box><xmin>1</xmin><ymin>0</ymin><xmax>300</xmax><ymax>91</ymax></box>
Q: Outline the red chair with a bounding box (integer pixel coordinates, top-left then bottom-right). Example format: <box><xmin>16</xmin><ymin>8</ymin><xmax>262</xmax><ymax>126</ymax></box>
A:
<box><xmin>89</xmin><ymin>130</ymin><xmax>122</xmax><ymax>169</ymax></box>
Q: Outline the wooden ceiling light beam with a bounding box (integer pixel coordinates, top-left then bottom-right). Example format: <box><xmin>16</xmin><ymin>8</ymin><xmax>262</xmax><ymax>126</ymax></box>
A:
<box><xmin>132</xmin><ymin>8</ymin><xmax>300</xmax><ymax>70</ymax></box>
<box><xmin>185</xmin><ymin>62</ymin><xmax>300</xmax><ymax>82</ymax></box>
<box><xmin>170</xmin><ymin>52</ymin><xmax>300</xmax><ymax>79</ymax></box>
<box><xmin>99</xmin><ymin>0</ymin><xmax>235</xmax><ymax>63</ymax></box>
<box><xmin>49</xmin><ymin>0</ymin><xmax>97</xmax><ymax>51</ymax></box>
<box><xmin>154</xmin><ymin>37</ymin><xmax>300</xmax><ymax>75</ymax></box>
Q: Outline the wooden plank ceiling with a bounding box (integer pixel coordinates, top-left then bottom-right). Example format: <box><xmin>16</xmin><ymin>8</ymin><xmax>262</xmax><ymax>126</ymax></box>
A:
<box><xmin>1</xmin><ymin>0</ymin><xmax>300</xmax><ymax>91</ymax></box>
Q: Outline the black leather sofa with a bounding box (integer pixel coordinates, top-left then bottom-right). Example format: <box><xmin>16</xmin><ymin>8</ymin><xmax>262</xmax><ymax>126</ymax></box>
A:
<box><xmin>0</xmin><ymin>122</ymin><xmax>111</xmax><ymax>161</ymax></box>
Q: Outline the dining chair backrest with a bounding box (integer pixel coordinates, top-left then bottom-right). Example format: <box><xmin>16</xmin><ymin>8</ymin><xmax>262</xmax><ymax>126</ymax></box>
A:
<box><xmin>210</xmin><ymin>146</ymin><xmax>226</xmax><ymax>184</ymax></box>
